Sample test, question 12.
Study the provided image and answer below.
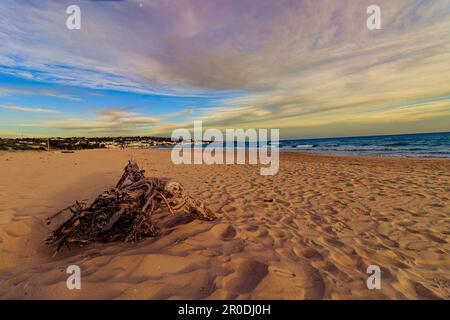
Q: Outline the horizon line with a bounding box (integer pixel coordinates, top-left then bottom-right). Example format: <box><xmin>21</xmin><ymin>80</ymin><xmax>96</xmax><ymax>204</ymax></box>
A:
<box><xmin>1</xmin><ymin>130</ymin><xmax>449</xmax><ymax>141</ymax></box>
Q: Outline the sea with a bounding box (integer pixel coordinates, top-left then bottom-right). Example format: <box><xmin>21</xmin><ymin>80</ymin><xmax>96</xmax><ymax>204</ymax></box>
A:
<box><xmin>277</xmin><ymin>132</ymin><xmax>450</xmax><ymax>158</ymax></box>
<box><xmin>150</xmin><ymin>132</ymin><xmax>450</xmax><ymax>158</ymax></box>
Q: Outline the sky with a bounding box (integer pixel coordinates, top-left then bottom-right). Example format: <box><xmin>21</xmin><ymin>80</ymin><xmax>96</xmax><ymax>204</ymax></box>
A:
<box><xmin>0</xmin><ymin>0</ymin><xmax>450</xmax><ymax>139</ymax></box>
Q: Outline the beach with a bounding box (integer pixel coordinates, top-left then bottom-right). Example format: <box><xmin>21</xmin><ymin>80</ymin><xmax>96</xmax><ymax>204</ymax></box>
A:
<box><xmin>0</xmin><ymin>149</ymin><xmax>449</xmax><ymax>299</ymax></box>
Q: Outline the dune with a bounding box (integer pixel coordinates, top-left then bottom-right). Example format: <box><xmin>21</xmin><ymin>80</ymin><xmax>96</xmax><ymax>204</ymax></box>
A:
<box><xmin>0</xmin><ymin>149</ymin><xmax>448</xmax><ymax>299</ymax></box>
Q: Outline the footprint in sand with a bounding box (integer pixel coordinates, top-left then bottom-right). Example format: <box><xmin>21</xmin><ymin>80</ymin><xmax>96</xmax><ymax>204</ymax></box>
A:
<box><xmin>413</xmin><ymin>281</ymin><xmax>442</xmax><ymax>300</ymax></box>
<box><xmin>223</xmin><ymin>259</ymin><xmax>268</xmax><ymax>294</ymax></box>
<box><xmin>294</xmin><ymin>247</ymin><xmax>323</xmax><ymax>260</ymax></box>
<box><xmin>209</xmin><ymin>224</ymin><xmax>237</xmax><ymax>241</ymax></box>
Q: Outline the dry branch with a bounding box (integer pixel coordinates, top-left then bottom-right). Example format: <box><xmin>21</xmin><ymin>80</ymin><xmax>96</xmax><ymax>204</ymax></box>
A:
<box><xmin>45</xmin><ymin>160</ymin><xmax>216</xmax><ymax>253</ymax></box>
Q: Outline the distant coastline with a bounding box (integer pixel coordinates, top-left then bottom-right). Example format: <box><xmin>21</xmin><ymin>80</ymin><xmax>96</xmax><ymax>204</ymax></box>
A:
<box><xmin>0</xmin><ymin>136</ymin><xmax>177</xmax><ymax>151</ymax></box>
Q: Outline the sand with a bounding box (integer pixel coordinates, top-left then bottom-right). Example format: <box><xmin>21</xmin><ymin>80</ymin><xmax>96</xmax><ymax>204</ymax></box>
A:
<box><xmin>0</xmin><ymin>149</ymin><xmax>449</xmax><ymax>299</ymax></box>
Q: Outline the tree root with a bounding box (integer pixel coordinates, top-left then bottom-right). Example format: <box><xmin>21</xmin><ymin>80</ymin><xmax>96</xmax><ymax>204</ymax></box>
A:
<box><xmin>45</xmin><ymin>160</ymin><xmax>216</xmax><ymax>253</ymax></box>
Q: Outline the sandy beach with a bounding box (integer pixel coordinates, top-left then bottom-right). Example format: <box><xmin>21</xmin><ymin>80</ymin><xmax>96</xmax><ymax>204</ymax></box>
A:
<box><xmin>0</xmin><ymin>149</ymin><xmax>448</xmax><ymax>299</ymax></box>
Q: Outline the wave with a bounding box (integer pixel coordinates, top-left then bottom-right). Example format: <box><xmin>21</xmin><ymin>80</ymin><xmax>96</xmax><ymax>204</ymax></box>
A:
<box><xmin>295</xmin><ymin>144</ymin><xmax>315</xmax><ymax>149</ymax></box>
<box><xmin>241</xmin><ymin>133</ymin><xmax>450</xmax><ymax>158</ymax></box>
<box><xmin>385</xmin><ymin>142</ymin><xmax>410</xmax><ymax>147</ymax></box>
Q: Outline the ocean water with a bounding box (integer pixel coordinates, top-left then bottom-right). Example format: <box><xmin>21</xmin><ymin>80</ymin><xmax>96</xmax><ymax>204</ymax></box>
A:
<box><xmin>150</xmin><ymin>132</ymin><xmax>450</xmax><ymax>158</ymax></box>
<box><xmin>277</xmin><ymin>132</ymin><xmax>450</xmax><ymax>158</ymax></box>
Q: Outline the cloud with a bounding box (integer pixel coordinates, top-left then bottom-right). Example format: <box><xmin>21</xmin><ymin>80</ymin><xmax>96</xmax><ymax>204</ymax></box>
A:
<box><xmin>1</xmin><ymin>0</ymin><xmax>450</xmax><ymax>137</ymax></box>
<box><xmin>122</xmin><ymin>117</ymin><xmax>160</xmax><ymax>123</ymax></box>
<box><xmin>163</xmin><ymin>108</ymin><xmax>194</xmax><ymax>118</ymax></box>
<box><xmin>95</xmin><ymin>107</ymin><xmax>160</xmax><ymax>122</ymax></box>
<box><xmin>21</xmin><ymin>107</ymin><xmax>161</xmax><ymax>136</ymax></box>
<box><xmin>0</xmin><ymin>87</ymin><xmax>81</xmax><ymax>101</ymax></box>
<box><xmin>95</xmin><ymin>108</ymin><xmax>139</xmax><ymax>120</ymax></box>
<box><xmin>0</xmin><ymin>104</ymin><xmax>61</xmax><ymax>113</ymax></box>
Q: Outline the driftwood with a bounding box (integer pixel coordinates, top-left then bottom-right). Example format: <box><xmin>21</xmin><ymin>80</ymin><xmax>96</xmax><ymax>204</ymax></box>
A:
<box><xmin>45</xmin><ymin>160</ymin><xmax>216</xmax><ymax>253</ymax></box>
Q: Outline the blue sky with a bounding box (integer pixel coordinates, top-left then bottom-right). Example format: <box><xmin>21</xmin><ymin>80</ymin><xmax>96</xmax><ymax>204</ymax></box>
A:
<box><xmin>1</xmin><ymin>0</ymin><xmax>450</xmax><ymax>138</ymax></box>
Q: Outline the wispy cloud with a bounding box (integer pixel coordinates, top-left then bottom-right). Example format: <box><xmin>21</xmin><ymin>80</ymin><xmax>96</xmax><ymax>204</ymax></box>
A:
<box><xmin>0</xmin><ymin>104</ymin><xmax>61</xmax><ymax>113</ymax></box>
<box><xmin>21</xmin><ymin>107</ymin><xmax>160</xmax><ymax>136</ymax></box>
<box><xmin>163</xmin><ymin>108</ymin><xmax>194</xmax><ymax>118</ymax></box>
<box><xmin>0</xmin><ymin>87</ymin><xmax>81</xmax><ymax>101</ymax></box>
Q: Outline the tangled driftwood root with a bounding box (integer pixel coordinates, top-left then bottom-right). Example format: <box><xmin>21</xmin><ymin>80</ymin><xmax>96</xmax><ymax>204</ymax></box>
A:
<box><xmin>45</xmin><ymin>160</ymin><xmax>217</xmax><ymax>253</ymax></box>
